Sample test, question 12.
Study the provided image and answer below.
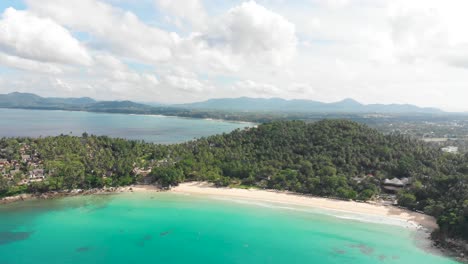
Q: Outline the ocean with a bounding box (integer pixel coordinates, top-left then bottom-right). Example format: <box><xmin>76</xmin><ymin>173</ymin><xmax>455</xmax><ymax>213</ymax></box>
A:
<box><xmin>0</xmin><ymin>193</ymin><xmax>458</xmax><ymax>264</ymax></box>
<box><xmin>0</xmin><ymin>108</ymin><xmax>254</xmax><ymax>144</ymax></box>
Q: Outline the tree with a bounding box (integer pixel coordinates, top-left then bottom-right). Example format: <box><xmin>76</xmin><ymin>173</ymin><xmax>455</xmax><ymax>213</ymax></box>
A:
<box><xmin>150</xmin><ymin>167</ymin><xmax>184</xmax><ymax>187</ymax></box>
<box><xmin>397</xmin><ymin>191</ymin><xmax>417</xmax><ymax>208</ymax></box>
<box><xmin>358</xmin><ymin>189</ymin><xmax>375</xmax><ymax>201</ymax></box>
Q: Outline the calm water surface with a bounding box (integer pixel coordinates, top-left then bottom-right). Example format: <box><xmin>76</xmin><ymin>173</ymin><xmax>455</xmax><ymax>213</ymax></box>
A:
<box><xmin>0</xmin><ymin>193</ymin><xmax>459</xmax><ymax>264</ymax></box>
<box><xmin>0</xmin><ymin>108</ymin><xmax>254</xmax><ymax>143</ymax></box>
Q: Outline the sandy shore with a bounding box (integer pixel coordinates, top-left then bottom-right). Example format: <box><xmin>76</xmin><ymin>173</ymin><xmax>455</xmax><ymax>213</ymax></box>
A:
<box><xmin>167</xmin><ymin>182</ymin><xmax>438</xmax><ymax>231</ymax></box>
<box><xmin>0</xmin><ymin>182</ymin><xmax>437</xmax><ymax>231</ymax></box>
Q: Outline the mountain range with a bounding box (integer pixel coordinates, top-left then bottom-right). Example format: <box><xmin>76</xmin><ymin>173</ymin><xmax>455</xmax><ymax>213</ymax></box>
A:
<box><xmin>0</xmin><ymin>92</ymin><xmax>443</xmax><ymax>114</ymax></box>
<box><xmin>176</xmin><ymin>97</ymin><xmax>442</xmax><ymax>113</ymax></box>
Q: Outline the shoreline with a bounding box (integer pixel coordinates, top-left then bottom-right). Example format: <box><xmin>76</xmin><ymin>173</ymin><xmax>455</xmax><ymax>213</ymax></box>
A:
<box><xmin>168</xmin><ymin>182</ymin><xmax>438</xmax><ymax>231</ymax></box>
<box><xmin>0</xmin><ymin>107</ymin><xmax>258</xmax><ymax>126</ymax></box>
<box><xmin>1</xmin><ymin>182</ymin><xmax>437</xmax><ymax>230</ymax></box>
<box><xmin>0</xmin><ymin>186</ymin><xmax>144</xmax><ymax>205</ymax></box>
<box><xmin>167</xmin><ymin>182</ymin><xmax>467</xmax><ymax>263</ymax></box>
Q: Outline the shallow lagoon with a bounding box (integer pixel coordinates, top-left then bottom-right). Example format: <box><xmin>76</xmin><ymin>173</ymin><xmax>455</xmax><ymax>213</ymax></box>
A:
<box><xmin>0</xmin><ymin>193</ymin><xmax>458</xmax><ymax>264</ymax></box>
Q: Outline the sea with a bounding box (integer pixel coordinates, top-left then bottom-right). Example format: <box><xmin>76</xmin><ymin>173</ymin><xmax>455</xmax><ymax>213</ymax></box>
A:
<box><xmin>0</xmin><ymin>108</ymin><xmax>254</xmax><ymax>144</ymax></box>
<box><xmin>0</xmin><ymin>193</ymin><xmax>458</xmax><ymax>264</ymax></box>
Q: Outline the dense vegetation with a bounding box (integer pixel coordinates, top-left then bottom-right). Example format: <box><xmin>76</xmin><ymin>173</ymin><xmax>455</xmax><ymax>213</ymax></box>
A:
<box><xmin>0</xmin><ymin>120</ymin><xmax>467</xmax><ymax>242</ymax></box>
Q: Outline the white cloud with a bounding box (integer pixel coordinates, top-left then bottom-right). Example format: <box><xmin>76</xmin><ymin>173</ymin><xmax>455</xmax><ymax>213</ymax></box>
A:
<box><xmin>163</xmin><ymin>75</ymin><xmax>205</xmax><ymax>92</ymax></box>
<box><xmin>0</xmin><ymin>52</ymin><xmax>64</xmax><ymax>74</ymax></box>
<box><xmin>155</xmin><ymin>0</ymin><xmax>207</xmax><ymax>30</ymax></box>
<box><xmin>288</xmin><ymin>83</ymin><xmax>315</xmax><ymax>95</ymax></box>
<box><xmin>25</xmin><ymin>0</ymin><xmax>297</xmax><ymax>72</ymax></box>
<box><xmin>233</xmin><ymin>80</ymin><xmax>281</xmax><ymax>96</ymax></box>
<box><xmin>27</xmin><ymin>0</ymin><xmax>174</xmax><ymax>63</ymax></box>
<box><xmin>88</xmin><ymin>54</ymin><xmax>160</xmax><ymax>91</ymax></box>
<box><xmin>385</xmin><ymin>0</ymin><xmax>468</xmax><ymax>67</ymax></box>
<box><xmin>202</xmin><ymin>1</ymin><xmax>297</xmax><ymax>66</ymax></box>
<box><xmin>52</xmin><ymin>78</ymin><xmax>73</xmax><ymax>92</ymax></box>
<box><xmin>311</xmin><ymin>0</ymin><xmax>351</xmax><ymax>9</ymax></box>
<box><xmin>159</xmin><ymin>68</ymin><xmax>210</xmax><ymax>93</ymax></box>
<box><xmin>388</xmin><ymin>3</ymin><xmax>446</xmax><ymax>63</ymax></box>
<box><xmin>0</xmin><ymin>52</ymin><xmax>163</xmax><ymax>101</ymax></box>
<box><xmin>94</xmin><ymin>54</ymin><xmax>128</xmax><ymax>71</ymax></box>
<box><xmin>0</xmin><ymin>8</ymin><xmax>91</xmax><ymax>65</ymax></box>
<box><xmin>0</xmin><ymin>0</ymin><xmax>466</xmax><ymax>110</ymax></box>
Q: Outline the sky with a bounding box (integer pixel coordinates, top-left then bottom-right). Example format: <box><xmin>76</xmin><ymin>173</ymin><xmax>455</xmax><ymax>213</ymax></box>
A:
<box><xmin>0</xmin><ymin>0</ymin><xmax>467</xmax><ymax>111</ymax></box>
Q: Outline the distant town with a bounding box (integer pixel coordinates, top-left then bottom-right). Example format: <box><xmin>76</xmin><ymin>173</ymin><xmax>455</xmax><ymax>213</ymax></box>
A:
<box><xmin>0</xmin><ymin>143</ymin><xmax>45</xmax><ymax>185</ymax></box>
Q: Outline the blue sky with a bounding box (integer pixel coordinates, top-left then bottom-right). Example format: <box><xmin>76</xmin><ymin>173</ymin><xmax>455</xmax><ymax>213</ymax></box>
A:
<box><xmin>0</xmin><ymin>0</ymin><xmax>25</xmax><ymax>10</ymax></box>
<box><xmin>0</xmin><ymin>0</ymin><xmax>468</xmax><ymax>110</ymax></box>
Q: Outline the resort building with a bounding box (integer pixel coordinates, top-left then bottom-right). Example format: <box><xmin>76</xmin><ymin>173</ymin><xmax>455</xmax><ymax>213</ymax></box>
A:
<box><xmin>441</xmin><ymin>146</ymin><xmax>458</xmax><ymax>154</ymax></box>
<box><xmin>382</xmin><ymin>177</ymin><xmax>411</xmax><ymax>192</ymax></box>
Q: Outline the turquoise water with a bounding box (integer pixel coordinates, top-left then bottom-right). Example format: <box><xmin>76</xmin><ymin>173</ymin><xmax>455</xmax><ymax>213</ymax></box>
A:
<box><xmin>0</xmin><ymin>109</ymin><xmax>253</xmax><ymax>143</ymax></box>
<box><xmin>0</xmin><ymin>193</ymin><xmax>458</xmax><ymax>264</ymax></box>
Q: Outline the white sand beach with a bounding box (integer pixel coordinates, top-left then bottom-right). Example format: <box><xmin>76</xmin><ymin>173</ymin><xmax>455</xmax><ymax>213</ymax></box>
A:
<box><xmin>165</xmin><ymin>182</ymin><xmax>438</xmax><ymax>231</ymax></box>
<box><xmin>1</xmin><ymin>182</ymin><xmax>437</xmax><ymax>232</ymax></box>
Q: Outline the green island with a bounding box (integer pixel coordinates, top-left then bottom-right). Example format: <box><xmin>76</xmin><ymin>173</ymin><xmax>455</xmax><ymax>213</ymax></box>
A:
<box><xmin>1</xmin><ymin>119</ymin><xmax>467</xmax><ymax>255</ymax></box>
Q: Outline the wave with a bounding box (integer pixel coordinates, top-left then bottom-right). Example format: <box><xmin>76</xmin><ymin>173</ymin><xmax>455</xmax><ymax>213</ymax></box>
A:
<box><xmin>210</xmin><ymin>196</ymin><xmax>422</xmax><ymax>230</ymax></box>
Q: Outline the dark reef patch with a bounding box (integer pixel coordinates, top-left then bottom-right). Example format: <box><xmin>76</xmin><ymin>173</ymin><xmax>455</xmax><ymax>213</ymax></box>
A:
<box><xmin>76</xmin><ymin>247</ymin><xmax>92</xmax><ymax>253</ymax></box>
<box><xmin>332</xmin><ymin>248</ymin><xmax>347</xmax><ymax>255</ymax></box>
<box><xmin>0</xmin><ymin>231</ymin><xmax>33</xmax><ymax>245</ymax></box>
<box><xmin>137</xmin><ymin>234</ymin><xmax>153</xmax><ymax>247</ymax></box>
<box><xmin>160</xmin><ymin>231</ymin><xmax>171</xmax><ymax>237</ymax></box>
<box><xmin>348</xmin><ymin>244</ymin><xmax>374</xmax><ymax>255</ymax></box>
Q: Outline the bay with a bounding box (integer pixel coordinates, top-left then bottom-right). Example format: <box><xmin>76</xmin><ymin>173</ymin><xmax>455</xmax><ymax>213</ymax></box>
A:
<box><xmin>0</xmin><ymin>108</ymin><xmax>254</xmax><ymax>144</ymax></box>
<box><xmin>0</xmin><ymin>193</ymin><xmax>459</xmax><ymax>264</ymax></box>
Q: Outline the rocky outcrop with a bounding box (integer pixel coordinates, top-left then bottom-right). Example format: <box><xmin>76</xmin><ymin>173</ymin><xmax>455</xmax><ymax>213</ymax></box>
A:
<box><xmin>432</xmin><ymin>236</ymin><xmax>468</xmax><ymax>263</ymax></box>
<box><xmin>0</xmin><ymin>194</ymin><xmax>34</xmax><ymax>204</ymax></box>
<box><xmin>0</xmin><ymin>186</ymin><xmax>141</xmax><ymax>205</ymax></box>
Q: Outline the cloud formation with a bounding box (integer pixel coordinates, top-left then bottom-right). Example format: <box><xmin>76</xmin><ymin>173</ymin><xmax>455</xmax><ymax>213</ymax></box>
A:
<box><xmin>27</xmin><ymin>0</ymin><xmax>174</xmax><ymax>63</ymax></box>
<box><xmin>203</xmin><ymin>1</ymin><xmax>297</xmax><ymax>66</ymax></box>
<box><xmin>156</xmin><ymin>0</ymin><xmax>207</xmax><ymax>30</ymax></box>
<box><xmin>0</xmin><ymin>52</ymin><xmax>64</xmax><ymax>74</ymax></box>
<box><xmin>0</xmin><ymin>8</ymin><xmax>91</xmax><ymax>65</ymax></box>
<box><xmin>0</xmin><ymin>0</ymin><xmax>467</xmax><ymax>110</ymax></box>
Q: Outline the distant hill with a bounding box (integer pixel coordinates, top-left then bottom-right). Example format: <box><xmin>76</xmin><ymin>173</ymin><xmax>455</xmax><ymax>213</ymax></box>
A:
<box><xmin>0</xmin><ymin>92</ymin><xmax>159</xmax><ymax>117</ymax></box>
<box><xmin>176</xmin><ymin>97</ymin><xmax>443</xmax><ymax>113</ymax></box>
<box><xmin>0</xmin><ymin>92</ymin><xmax>95</xmax><ymax>108</ymax></box>
<box><xmin>47</xmin><ymin>97</ymin><xmax>96</xmax><ymax>105</ymax></box>
<box><xmin>86</xmin><ymin>101</ymin><xmax>153</xmax><ymax>112</ymax></box>
<box><xmin>0</xmin><ymin>92</ymin><xmax>444</xmax><ymax>117</ymax></box>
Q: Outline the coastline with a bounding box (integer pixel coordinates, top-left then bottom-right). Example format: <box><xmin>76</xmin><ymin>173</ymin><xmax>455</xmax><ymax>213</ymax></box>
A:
<box><xmin>0</xmin><ymin>107</ymin><xmax>259</xmax><ymax>125</ymax></box>
<box><xmin>0</xmin><ymin>186</ymin><xmax>144</xmax><ymax>205</ymax></box>
<box><xmin>1</xmin><ymin>182</ymin><xmax>437</xmax><ymax>230</ymax></box>
<box><xmin>168</xmin><ymin>182</ymin><xmax>437</xmax><ymax>231</ymax></box>
<box><xmin>167</xmin><ymin>182</ymin><xmax>467</xmax><ymax>263</ymax></box>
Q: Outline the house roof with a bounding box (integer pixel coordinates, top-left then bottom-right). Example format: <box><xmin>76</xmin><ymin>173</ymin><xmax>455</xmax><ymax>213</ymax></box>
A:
<box><xmin>383</xmin><ymin>177</ymin><xmax>410</xmax><ymax>187</ymax></box>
